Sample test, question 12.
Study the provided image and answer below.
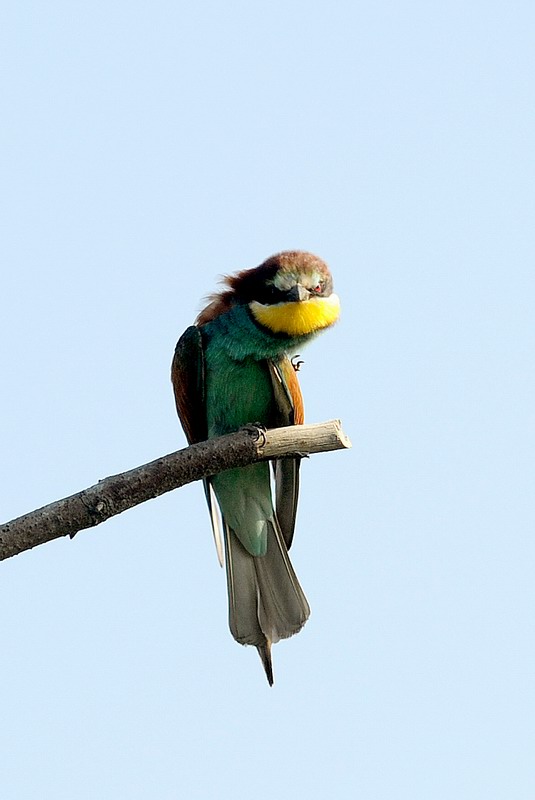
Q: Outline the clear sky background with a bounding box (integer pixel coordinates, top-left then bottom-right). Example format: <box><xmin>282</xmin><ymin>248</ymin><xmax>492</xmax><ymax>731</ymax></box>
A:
<box><xmin>1</xmin><ymin>1</ymin><xmax>534</xmax><ymax>798</ymax></box>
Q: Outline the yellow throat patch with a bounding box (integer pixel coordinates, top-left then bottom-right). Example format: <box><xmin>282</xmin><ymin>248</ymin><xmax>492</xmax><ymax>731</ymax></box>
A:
<box><xmin>250</xmin><ymin>294</ymin><xmax>340</xmax><ymax>337</ymax></box>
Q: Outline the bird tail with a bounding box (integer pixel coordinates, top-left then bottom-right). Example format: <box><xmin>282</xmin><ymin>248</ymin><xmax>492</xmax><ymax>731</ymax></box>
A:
<box><xmin>223</xmin><ymin>519</ymin><xmax>310</xmax><ymax>686</ymax></box>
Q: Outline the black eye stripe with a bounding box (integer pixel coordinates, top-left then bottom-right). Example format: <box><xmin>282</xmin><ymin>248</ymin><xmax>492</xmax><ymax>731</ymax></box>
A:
<box><xmin>239</xmin><ymin>271</ymin><xmax>333</xmax><ymax>306</ymax></box>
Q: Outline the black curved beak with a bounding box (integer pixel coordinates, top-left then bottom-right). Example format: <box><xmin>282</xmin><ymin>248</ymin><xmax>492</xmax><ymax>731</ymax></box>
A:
<box><xmin>286</xmin><ymin>284</ymin><xmax>310</xmax><ymax>302</ymax></box>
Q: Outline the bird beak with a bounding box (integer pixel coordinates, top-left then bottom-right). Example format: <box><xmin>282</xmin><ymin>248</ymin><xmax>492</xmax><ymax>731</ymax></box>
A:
<box><xmin>287</xmin><ymin>284</ymin><xmax>310</xmax><ymax>302</ymax></box>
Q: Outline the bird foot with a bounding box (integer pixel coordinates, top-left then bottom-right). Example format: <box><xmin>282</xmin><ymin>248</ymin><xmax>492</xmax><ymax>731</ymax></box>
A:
<box><xmin>240</xmin><ymin>422</ymin><xmax>267</xmax><ymax>445</ymax></box>
<box><xmin>240</xmin><ymin>422</ymin><xmax>267</xmax><ymax>433</ymax></box>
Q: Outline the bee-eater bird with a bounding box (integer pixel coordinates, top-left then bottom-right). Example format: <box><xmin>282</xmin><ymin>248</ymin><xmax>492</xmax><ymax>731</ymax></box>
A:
<box><xmin>171</xmin><ymin>251</ymin><xmax>340</xmax><ymax>684</ymax></box>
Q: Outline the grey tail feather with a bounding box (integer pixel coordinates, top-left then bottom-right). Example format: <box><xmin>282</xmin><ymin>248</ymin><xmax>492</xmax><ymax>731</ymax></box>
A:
<box><xmin>202</xmin><ymin>479</ymin><xmax>224</xmax><ymax>566</ymax></box>
<box><xmin>223</xmin><ymin>519</ymin><xmax>310</xmax><ymax>685</ymax></box>
<box><xmin>257</xmin><ymin>641</ymin><xmax>274</xmax><ymax>686</ymax></box>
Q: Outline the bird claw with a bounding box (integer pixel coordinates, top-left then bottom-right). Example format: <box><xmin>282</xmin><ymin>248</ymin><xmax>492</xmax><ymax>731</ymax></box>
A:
<box><xmin>240</xmin><ymin>422</ymin><xmax>267</xmax><ymax>445</ymax></box>
<box><xmin>291</xmin><ymin>355</ymin><xmax>305</xmax><ymax>372</ymax></box>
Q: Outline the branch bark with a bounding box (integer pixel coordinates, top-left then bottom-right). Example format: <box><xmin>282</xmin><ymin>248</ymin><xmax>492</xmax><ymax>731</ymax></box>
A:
<box><xmin>0</xmin><ymin>419</ymin><xmax>351</xmax><ymax>561</ymax></box>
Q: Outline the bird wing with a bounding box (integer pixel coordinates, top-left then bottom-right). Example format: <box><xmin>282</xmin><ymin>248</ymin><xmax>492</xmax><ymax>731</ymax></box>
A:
<box><xmin>267</xmin><ymin>357</ymin><xmax>305</xmax><ymax>549</ymax></box>
<box><xmin>171</xmin><ymin>325</ymin><xmax>224</xmax><ymax>565</ymax></box>
<box><xmin>171</xmin><ymin>325</ymin><xmax>207</xmax><ymax>445</ymax></box>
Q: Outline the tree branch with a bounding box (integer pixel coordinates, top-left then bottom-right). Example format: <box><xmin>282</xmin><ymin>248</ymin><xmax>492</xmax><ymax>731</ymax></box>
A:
<box><xmin>0</xmin><ymin>419</ymin><xmax>351</xmax><ymax>561</ymax></box>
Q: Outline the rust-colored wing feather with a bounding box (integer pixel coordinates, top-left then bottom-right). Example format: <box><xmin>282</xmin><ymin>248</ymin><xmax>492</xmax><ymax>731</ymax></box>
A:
<box><xmin>171</xmin><ymin>325</ymin><xmax>207</xmax><ymax>444</ymax></box>
<box><xmin>278</xmin><ymin>357</ymin><xmax>304</xmax><ymax>425</ymax></box>
<box><xmin>171</xmin><ymin>325</ymin><xmax>224</xmax><ymax>566</ymax></box>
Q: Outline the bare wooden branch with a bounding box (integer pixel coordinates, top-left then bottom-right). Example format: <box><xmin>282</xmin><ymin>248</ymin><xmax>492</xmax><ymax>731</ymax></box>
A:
<box><xmin>0</xmin><ymin>419</ymin><xmax>351</xmax><ymax>561</ymax></box>
<box><xmin>259</xmin><ymin>419</ymin><xmax>351</xmax><ymax>458</ymax></box>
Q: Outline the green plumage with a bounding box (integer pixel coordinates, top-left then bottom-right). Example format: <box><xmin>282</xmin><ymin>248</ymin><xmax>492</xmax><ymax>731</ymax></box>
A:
<box><xmin>203</xmin><ymin>306</ymin><xmax>303</xmax><ymax>556</ymax></box>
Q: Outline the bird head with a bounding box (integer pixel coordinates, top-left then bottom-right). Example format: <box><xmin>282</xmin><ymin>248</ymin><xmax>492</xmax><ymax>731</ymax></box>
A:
<box><xmin>197</xmin><ymin>251</ymin><xmax>340</xmax><ymax>337</ymax></box>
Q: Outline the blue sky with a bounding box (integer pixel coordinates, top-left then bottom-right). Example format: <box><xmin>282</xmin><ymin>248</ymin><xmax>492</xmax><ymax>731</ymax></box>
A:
<box><xmin>1</xmin><ymin>1</ymin><xmax>534</xmax><ymax>798</ymax></box>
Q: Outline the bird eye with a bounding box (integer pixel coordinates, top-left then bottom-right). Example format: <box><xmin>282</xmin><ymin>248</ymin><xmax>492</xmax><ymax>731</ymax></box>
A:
<box><xmin>312</xmin><ymin>283</ymin><xmax>324</xmax><ymax>294</ymax></box>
